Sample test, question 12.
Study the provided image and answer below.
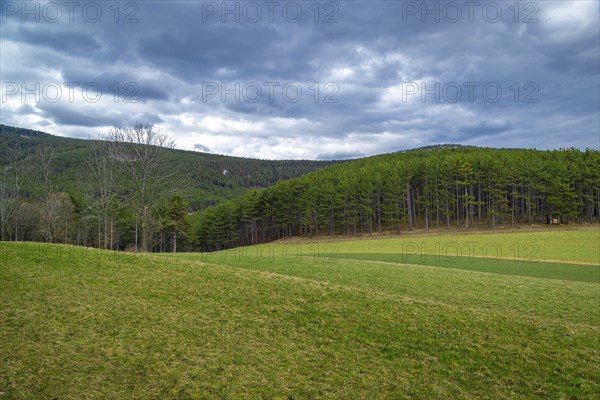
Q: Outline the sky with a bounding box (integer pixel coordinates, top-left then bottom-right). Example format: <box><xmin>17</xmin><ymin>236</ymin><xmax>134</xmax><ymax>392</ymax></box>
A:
<box><xmin>1</xmin><ymin>0</ymin><xmax>599</xmax><ymax>159</ymax></box>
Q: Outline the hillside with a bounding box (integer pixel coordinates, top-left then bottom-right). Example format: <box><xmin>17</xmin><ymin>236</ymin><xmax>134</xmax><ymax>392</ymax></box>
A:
<box><xmin>0</xmin><ymin>124</ymin><xmax>338</xmax><ymax>250</ymax></box>
<box><xmin>0</xmin><ymin>125</ymin><xmax>335</xmax><ymax>210</ymax></box>
<box><xmin>3</xmin><ymin>125</ymin><xmax>598</xmax><ymax>253</ymax></box>
<box><xmin>196</xmin><ymin>146</ymin><xmax>600</xmax><ymax>250</ymax></box>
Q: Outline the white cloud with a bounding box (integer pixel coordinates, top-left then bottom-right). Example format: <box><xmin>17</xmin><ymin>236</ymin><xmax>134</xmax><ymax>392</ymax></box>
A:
<box><xmin>541</xmin><ymin>1</ymin><xmax>599</xmax><ymax>43</ymax></box>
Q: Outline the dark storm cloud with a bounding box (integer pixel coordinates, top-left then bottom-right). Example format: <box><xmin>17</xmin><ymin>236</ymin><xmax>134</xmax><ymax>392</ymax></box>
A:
<box><xmin>38</xmin><ymin>104</ymin><xmax>122</xmax><ymax>127</ymax></box>
<box><xmin>1</xmin><ymin>0</ymin><xmax>598</xmax><ymax>157</ymax></box>
<box><xmin>37</xmin><ymin>102</ymin><xmax>162</xmax><ymax>128</ymax></box>
<box><xmin>455</xmin><ymin>120</ymin><xmax>512</xmax><ymax>140</ymax></box>
<box><xmin>16</xmin><ymin>103</ymin><xmax>36</xmax><ymax>115</ymax></box>
<box><xmin>60</xmin><ymin>68</ymin><xmax>171</xmax><ymax>102</ymax></box>
<box><xmin>194</xmin><ymin>143</ymin><xmax>211</xmax><ymax>152</ymax></box>
<box><xmin>137</xmin><ymin>26</ymin><xmax>282</xmax><ymax>81</ymax></box>
<box><xmin>16</xmin><ymin>25</ymin><xmax>101</xmax><ymax>55</ymax></box>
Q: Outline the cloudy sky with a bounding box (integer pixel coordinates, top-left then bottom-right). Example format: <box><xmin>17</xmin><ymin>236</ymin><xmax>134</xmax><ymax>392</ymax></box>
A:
<box><xmin>1</xmin><ymin>1</ymin><xmax>599</xmax><ymax>159</ymax></box>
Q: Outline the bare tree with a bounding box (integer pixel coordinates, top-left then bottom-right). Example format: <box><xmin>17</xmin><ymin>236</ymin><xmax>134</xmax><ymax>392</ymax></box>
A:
<box><xmin>0</xmin><ymin>168</ymin><xmax>12</xmax><ymax>241</ymax></box>
<box><xmin>0</xmin><ymin>143</ymin><xmax>27</xmax><ymax>240</ymax></box>
<box><xmin>105</xmin><ymin>123</ymin><xmax>176</xmax><ymax>252</ymax></box>
<box><xmin>35</xmin><ymin>146</ymin><xmax>55</xmax><ymax>242</ymax></box>
<box><xmin>86</xmin><ymin>140</ymin><xmax>119</xmax><ymax>249</ymax></box>
<box><xmin>40</xmin><ymin>192</ymin><xmax>75</xmax><ymax>243</ymax></box>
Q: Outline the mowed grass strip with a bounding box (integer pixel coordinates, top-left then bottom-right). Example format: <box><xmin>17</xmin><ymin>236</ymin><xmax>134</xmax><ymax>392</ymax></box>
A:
<box><xmin>274</xmin><ymin>226</ymin><xmax>600</xmax><ymax>264</ymax></box>
<box><xmin>327</xmin><ymin>253</ymin><xmax>600</xmax><ymax>283</ymax></box>
<box><xmin>2</xmin><ymin>241</ymin><xmax>593</xmax><ymax>398</ymax></box>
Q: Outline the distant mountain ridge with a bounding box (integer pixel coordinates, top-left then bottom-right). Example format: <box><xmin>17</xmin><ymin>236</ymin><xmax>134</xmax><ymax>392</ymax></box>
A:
<box><xmin>0</xmin><ymin>124</ymin><xmax>336</xmax><ymax>210</ymax></box>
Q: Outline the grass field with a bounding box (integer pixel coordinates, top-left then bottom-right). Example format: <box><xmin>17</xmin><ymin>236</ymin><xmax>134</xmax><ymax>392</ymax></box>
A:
<box><xmin>276</xmin><ymin>225</ymin><xmax>600</xmax><ymax>263</ymax></box>
<box><xmin>1</xmin><ymin>227</ymin><xmax>599</xmax><ymax>399</ymax></box>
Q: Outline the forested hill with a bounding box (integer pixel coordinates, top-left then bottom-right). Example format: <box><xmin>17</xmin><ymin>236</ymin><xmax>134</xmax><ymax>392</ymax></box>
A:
<box><xmin>197</xmin><ymin>147</ymin><xmax>600</xmax><ymax>251</ymax></box>
<box><xmin>0</xmin><ymin>125</ymin><xmax>335</xmax><ymax>210</ymax></box>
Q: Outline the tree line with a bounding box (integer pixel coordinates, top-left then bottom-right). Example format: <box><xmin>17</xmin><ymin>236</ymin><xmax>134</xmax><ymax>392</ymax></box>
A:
<box><xmin>196</xmin><ymin>146</ymin><xmax>600</xmax><ymax>251</ymax></box>
<box><xmin>2</xmin><ymin>131</ymin><xmax>598</xmax><ymax>253</ymax></box>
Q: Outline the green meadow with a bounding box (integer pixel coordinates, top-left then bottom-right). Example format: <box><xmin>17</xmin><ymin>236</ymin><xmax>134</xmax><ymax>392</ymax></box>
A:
<box><xmin>1</xmin><ymin>227</ymin><xmax>599</xmax><ymax>399</ymax></box>
<box><xmin>285</xmin><ymin>226</ymin><xmax>599</xmax><ymax>263</ymax></box>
